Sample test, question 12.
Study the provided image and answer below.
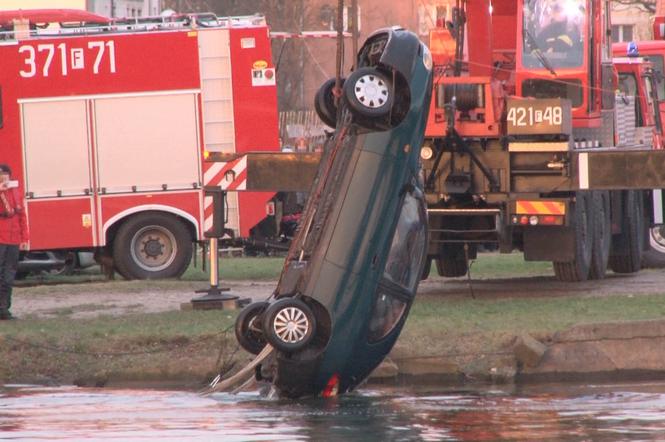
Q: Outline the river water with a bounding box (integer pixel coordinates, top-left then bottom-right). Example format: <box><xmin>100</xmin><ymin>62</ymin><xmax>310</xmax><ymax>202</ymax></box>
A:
<box><xmin>2</xmin><ymin>381</ymin><xmax>665</xmax><ymax>441</ymax></box>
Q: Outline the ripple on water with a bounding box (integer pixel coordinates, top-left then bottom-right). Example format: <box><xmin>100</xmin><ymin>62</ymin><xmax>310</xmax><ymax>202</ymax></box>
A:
<box><xmin>1</xmin><ymin>382</ymin><xmax>665</xmax><ymax>441</ymax></box>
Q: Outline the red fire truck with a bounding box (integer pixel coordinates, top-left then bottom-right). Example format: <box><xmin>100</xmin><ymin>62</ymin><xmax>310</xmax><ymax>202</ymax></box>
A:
<box><xmin>0</xmin><ymin>9</ymin><xmax>280</xmax><ymax>279</ymax></box>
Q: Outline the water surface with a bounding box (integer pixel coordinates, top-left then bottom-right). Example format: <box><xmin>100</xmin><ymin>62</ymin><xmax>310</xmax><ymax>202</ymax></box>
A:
<box><xmin>2</xmin><ymin>381</ymin><xmax>665</xmax><ymax>440</ymax></box>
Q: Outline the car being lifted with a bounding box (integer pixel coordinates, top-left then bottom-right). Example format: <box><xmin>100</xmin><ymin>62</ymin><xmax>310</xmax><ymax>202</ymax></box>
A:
<box><xmin>219</xmin><ymin>27</ymin><xmax>433</xmax><ymax>398</ymax></box>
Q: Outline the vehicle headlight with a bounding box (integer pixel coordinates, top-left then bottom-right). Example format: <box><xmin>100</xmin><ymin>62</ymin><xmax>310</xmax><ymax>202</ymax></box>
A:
<box><xmin>421</xmin><ymin>145</ymin><xmax>434</xmax><ymax>160</ymax></box>
<box><xmin>422</xmin><ymin>45</ymin><xmax>433</xmax><ymax>71</ymax></box>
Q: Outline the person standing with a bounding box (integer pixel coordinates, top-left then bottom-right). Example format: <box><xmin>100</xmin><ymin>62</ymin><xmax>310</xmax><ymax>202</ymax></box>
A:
<box><xmin>0</xmin><ymin>164</ymin><xmax>29</xmax><ymax>320</ymax></box>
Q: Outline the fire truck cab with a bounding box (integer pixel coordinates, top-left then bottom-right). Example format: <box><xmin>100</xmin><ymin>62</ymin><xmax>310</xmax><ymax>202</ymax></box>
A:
<box><xmin>0</xmin><ymin>9</ymin><xmax>280</xmax><ymax>279</ymax></box>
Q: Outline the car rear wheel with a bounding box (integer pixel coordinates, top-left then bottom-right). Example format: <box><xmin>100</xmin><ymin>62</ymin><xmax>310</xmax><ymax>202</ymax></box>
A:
<box><xmin>235</xmin><ymin>301</ymin><xmax>269</xmax><ymax>355</ymax></box>
<box><xmin>343</xmin><ymin>67</ymin><xmax>394</xmax><ymax>121</ymax></box>
<box><xmin>262</xmin><ymin>298</ymin><xmax>316</xmax><ymax>353</ymax></box>
<box><xmin>113</xmin><ymin>212</ymin><xmax>192</xmax><ymax>280</ymax></box>
<box><xmin>314</xmin><ymin>78</ymin><xmax>344</xmax><ymax>128</ymax></box>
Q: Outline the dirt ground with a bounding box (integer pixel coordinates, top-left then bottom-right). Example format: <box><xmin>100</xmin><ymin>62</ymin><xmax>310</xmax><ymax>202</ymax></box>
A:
<box><xmin>12</xmin><ymin>280</ymin><xmax>276</xmax><ymax>319</ymax></box>
<box><xmin>11</xmin><ymin>268</ymin><xmax>665</xmax><ymax>319</ymax></box>
<box><xmin>418</xmin><ymin>268</ymin><xmax>665</xmax><ymax>299</ymax></box>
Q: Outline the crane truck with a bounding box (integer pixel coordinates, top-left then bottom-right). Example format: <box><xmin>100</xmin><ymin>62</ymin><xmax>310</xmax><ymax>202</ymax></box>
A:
<box><xmin>419</xmin><ymin>0</ymin><xmax>665</xmax><ymax>281</ymax></box>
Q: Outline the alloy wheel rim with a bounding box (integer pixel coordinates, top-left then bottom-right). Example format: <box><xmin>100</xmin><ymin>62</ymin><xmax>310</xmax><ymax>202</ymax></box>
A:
<box><xmin>272</xmin><ymin>307</ymin><xmax>310</xmax><ymax>344</ymax></box>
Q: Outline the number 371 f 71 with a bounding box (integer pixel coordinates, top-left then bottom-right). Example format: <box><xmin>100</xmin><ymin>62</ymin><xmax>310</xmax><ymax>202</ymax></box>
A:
<box><xmin>19</xmin><ymin>40</ymin><xmax>116</xmax><ymax>78</ymax></box>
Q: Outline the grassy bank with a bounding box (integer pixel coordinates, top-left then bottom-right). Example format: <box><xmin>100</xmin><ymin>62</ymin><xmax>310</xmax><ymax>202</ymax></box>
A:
<box><xmin>4</xmin><ymin>254</ymin><xmax>665</xmax><ymax>386</ymax></box>
<box><xmin>0</xmin><ymin>310</ymin><xmax>237</xmax><ymax>386</ymax></box>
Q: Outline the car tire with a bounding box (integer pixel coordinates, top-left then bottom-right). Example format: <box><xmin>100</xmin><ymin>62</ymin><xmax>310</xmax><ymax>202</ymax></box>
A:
<box><xmin>113</xmin><ymin>212</ymin><xmax>192</xmax><ymax>280</ymax></box>
<box><xmin>314</xmin><ymin>78</ymin><xmax>343</xmax><ymax>128</ymax></box>
<box><xmin>609</xmin><ymin>190</ymin><xmax>644</xmax><ymax>274</ymax></box>
<box><xmin>343</xmin><ymin>67</ymin><xmax>394</xmax><ymax>120</ymax></box>
<box><xmin>589</xmin><ymin>191</ymin><xmax>611</xmax><ymax>280</ymax></box>
<box><xmin>235</xmin><ymin>301</ymin><xmax>269</xmax><ymax>355</ymax></box>
<box><xmin>262</xmin><ymin>298</ymin><xmax>316</xmax><ymax>353</ymax></box>
<box><xmin>553</xmin><ymin>192</ymin><xmax>593</xmax><ymax>282</ymax></box>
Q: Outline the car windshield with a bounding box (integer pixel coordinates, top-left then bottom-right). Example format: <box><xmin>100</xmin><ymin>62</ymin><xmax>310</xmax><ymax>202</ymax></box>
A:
<box><xmin>522</xmin><ymin>0</ymin><xmax>586</xmax><ymax>69</ymax></box>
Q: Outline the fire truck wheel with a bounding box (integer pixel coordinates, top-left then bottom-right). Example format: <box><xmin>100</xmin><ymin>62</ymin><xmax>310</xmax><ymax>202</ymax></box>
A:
<box><xmin>315</xmin><ymin>78</ymin><xmax>344</xmax><ymax>128</ymax></box>
<box><xmin>553</xmin><ymin>192</ymin><xmax>594</xmax><ymax>282</ymax></box>
<box><xmin>262</xmin><ymin>298</ymin><xmax>316</xmax><ymax>353</ymax></box>
<box><xmin>235</xmin><ymin>301</ymin><xmax>269</xmax><ymax>355</ymax></box>
<box><xmin>589</xmin><ymin>191</ymin><xmax>611</xmax><ymax>280</ymax></box>
<box><xmin>434</xmin><ymin>245</ymin><xmax>468</xmax><ymax>278</ymax></box>
<box><xmin>609</xmin><ymin>190</ymin><xmax>644</xmax><ymax>274</ymax></box>
<box><xmin>421</xmin><ymin>257</ymin><xmax>432</xmax><ymax>280</ymax></box>
<box><xmin>343</xmin><ymin>67</ymin><xmax>394</xmax><ymax>120</ymax></box>
<box><xmin>113</xmin><ymin>212</ymin><xmax>193</xmax><ymax>280</ymax></box>
<box><xmin>643</xmin><ymin>226</ymin><xmax>665</xmax><ymax>268</ymax></box>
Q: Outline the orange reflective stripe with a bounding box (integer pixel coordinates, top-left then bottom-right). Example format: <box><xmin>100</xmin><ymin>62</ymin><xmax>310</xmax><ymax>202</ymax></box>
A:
<box><xmin>515</xmin><ymin>201</ymin><xmax>565</xmax><ymax>215</ymax></box>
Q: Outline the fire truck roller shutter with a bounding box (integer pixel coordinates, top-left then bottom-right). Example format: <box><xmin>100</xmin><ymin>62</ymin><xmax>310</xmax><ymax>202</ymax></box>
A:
<box><xmin>94</xmin><ymin>92</ymin><xmax>200</xmax><ymax>193</ymax></box>
<box><xmin>112</xmin><ymin>211</ymin><xmax>193</xmax><ymax>280</ymax></box>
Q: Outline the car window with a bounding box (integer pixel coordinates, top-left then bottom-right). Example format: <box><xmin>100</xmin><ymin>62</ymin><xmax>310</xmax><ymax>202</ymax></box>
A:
<box><xmin>368</xmin><ymin>287</ymin><xmax>408</xmax><ymax>343</ymax></box>
<box><xmin>383</xmin><ymin>190</ymin><xmax>428</xmax><ymax>292</ymax></box>
<box><xmin>368</xmin><ymin>188</ymin><xmax>427</xmax><ymax>343</ymax></box>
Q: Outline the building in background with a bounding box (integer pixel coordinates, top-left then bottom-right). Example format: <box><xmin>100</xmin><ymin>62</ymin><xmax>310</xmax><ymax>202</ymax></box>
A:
<box><xmin>88</xmin><ymin>0</ymin><xmax>162</xmax><ymax>18</ymax></box>
<box><xmin>0</xmin><ymin>0</ymin><xmax>162</xmax><ymax>18</ymax></box>
<box><xmin>1</xmin><ymin>0</ymin><xmax>86</xmax><ymax>9</ymax></box>
<box><xmin>611</xmin><ymin>1</ymin><xmax>652</xmax><ymax>42</ymax></box>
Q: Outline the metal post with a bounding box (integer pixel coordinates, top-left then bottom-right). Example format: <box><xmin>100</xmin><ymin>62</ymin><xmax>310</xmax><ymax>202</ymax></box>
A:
<box><xmin>190</xmin><ymin>187</ymin><xmax>242</xmax><ymax>310</ymax></box>
<box><xmin>209</xmin><ymin>236</ymin><xmax>219</xmax><ymax>289</ymax></box>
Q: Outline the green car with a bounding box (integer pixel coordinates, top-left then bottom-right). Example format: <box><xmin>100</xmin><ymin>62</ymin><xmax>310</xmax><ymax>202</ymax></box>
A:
<box><xmin>235</xmin><ymin>27</ymin><xmax>433</xmax><ymax>398</ymax></box>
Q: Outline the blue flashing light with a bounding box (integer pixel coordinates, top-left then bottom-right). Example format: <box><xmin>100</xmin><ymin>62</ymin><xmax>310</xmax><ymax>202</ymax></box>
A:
<box><xmin>627</xmin><ymin>41</ymin><xmax>639</xmax><ymax>57</ymax></box>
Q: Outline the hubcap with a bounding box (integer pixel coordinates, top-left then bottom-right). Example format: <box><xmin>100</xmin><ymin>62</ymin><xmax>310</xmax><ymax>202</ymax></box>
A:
<box><xmin>272</xmin><ymin>306</ymin><xmax>310</xmax><ymax>344</ymax></box>
<box><xmin>130</xmin><ymin>225</ymin><xmax>177</xmax><ymax>271</ymax></box>
<box><xmin>354</xmin><ymin>74</ymin><xmax>389</xmax><ymax>109</ymax></box>
<box><xmin>650</xmin><ymin>226</ymin><xmax>665</xmax><ymax>253</ymax></box>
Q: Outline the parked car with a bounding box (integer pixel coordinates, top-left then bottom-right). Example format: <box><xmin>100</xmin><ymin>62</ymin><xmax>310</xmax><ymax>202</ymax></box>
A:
<box><xmin>233</xmin><ymin>27</ymin><xmax>433</xmax><ymax>398</ymax></box>
<box><xmin>17</xmin><ymin>251</ymin><xmax>96</xmax><ymax>279</ymax></box>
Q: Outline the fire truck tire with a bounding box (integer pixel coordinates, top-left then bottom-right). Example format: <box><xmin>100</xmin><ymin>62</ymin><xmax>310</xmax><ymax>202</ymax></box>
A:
<box><xmin>435</xmin><ymin>246</ymin><xmax>468</xmax><ymax>278</ymax></box>
<box><xmin>609</xmin><ymin>190</ymin><xmax>644</xmax><ymax>274</ymax></box>
<box><xmin>314</xmin><ymin>78</ymin><xmax>344</xmax><ymax>128</ymax></box>
<box><xmin>421</xmin><ymin>257</ymin><xmax>432</xmax><ymax>280</ymax></box>
<box><xmin>589</xmin><ymin>191</ymin><xmax>611</xmax><ymax>280</ymax></box>
<box><xmin>262</xmin><ymin>297</ymin><xmax>316</xmax><ymax>353</ymax></box>
<box><xmin>553</xmin><ymin>192</ymin><xmax>593</xmax><ymax>282</ymax></box>
<box><xmin>235</xmin><ymin>301</ymin><xmax>269</xmax><ymax>355</ymax></box>
<box><xmin>642</xmin><ymin>226</ymin><xmax>665</xmax><ymax>268</ymax></box>
<box><xmin>113</xmin><ymin>212</ymin><xmax>193</xmax><ymax>280</ymax></box>
<box><xmin>343</xmin><ymin>67</ymin><xmax>394</xmax><ymax>120</ymax></box>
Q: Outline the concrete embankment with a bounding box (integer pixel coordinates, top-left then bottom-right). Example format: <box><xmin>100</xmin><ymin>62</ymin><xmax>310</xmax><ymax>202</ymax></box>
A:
<box><xmin>371</xmin><ymin>319</ymin><xmax>665</xmax><ymax>385</ymax></box>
